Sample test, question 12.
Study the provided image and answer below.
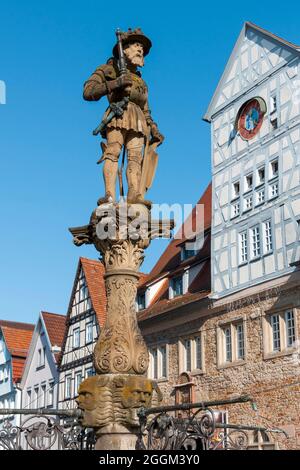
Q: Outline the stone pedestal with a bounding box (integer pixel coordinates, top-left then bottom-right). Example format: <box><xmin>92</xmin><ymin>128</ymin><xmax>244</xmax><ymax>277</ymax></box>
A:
<box><xmin>95</xmin><ymin>424</ymin><xmax>139</xmax><ymax>451</ymax></box>
<box><xmin>70</xmin><ymin>201</ymin><xmax>173</xmax><ymax>450</ymax></box>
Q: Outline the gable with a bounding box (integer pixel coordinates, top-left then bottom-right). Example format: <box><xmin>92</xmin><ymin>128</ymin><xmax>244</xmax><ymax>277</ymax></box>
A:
<box><xmin>70</xmin><ymin>268</ymin><xmax>92</xmax><ymax>318</ymax></box>
<box><xmin>204</xmin><ymin>22</ymin><xmax>299</xmax><ymax>121</ymax></box>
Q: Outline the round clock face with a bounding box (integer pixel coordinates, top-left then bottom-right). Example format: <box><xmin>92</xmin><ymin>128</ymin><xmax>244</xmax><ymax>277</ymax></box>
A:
<box><xmin>237</xmin><ymin>98</ymin><xmax>266</xmax><ymax>140</ymax></box>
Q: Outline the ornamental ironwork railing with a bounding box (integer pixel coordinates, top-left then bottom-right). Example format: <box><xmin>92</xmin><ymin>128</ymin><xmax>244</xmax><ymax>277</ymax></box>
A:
<box><xmin>0</xmin><ymin>395</ymin><xmax>288</xmax><ymax>450</ymax></box>
<box><xmin>137</xmin><ymin>395</ymin><xmax>287</xmax><ymax>450</ymax></box>
<box><xmin>0</xmin><ymin>408</ymin><xmax>96</xmax><ymax>450</ymax></box>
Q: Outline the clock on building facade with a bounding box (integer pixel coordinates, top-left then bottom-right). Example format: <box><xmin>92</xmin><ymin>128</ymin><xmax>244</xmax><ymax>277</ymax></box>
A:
<box><xmin>235</xmin><ymin>97</ymin><xmax>267</xmax><ymax>140</ymax></box>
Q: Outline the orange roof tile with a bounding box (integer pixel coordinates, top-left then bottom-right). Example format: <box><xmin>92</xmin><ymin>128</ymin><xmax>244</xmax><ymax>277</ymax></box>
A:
<box><xmin>0</xmin><ymin>321</ymin><xmax>34</xmax><ymax>383</ymax></box>
<box><xmin>137</xmin><ymin>183</ymin><xmax>212</xmax><ymax>320</ymax></box>
<box><xmin>41</xmin><ymin>312</ymin><xmax>66</xmax><ymax>348</ymax></box>
<box><xmin>80</xmin><ymin>257</ymin><xmax>107</xmax><ymax>327</ymax></box>
<box><xmin>147</xmin><ymin>182</ymin><xmax>212</xmax><ymax>282</ymax></box>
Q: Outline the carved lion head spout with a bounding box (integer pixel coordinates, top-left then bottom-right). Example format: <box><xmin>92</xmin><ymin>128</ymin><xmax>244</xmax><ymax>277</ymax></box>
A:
<box><xmin>76</xmin><ymin>375</ymin><xmax>162</xmax><ymax>431</ymax></box>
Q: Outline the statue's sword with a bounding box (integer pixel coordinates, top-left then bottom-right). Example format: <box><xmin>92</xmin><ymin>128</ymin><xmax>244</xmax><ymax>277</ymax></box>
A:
<box><xmin>92</xmin><ymin>97</ymin><xmax>129</xmax><ymax>136</ymax></box>
<box><xmin>93</xmin><ymin>28</ymin><xmax>128</xmax><ymax>137</ymax></box>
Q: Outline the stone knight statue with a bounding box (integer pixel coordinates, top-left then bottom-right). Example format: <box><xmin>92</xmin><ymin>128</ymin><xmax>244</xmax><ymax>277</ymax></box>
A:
<box><xmin>83</xmin><ymin>28</ymin><xmax>164</xmax><ymax>206</ymax></box>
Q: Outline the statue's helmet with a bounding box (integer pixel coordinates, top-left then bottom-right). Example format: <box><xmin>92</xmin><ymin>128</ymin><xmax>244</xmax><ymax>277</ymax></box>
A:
<box><xmin>113</xmin><ymin>28</ymin><xmax>152</xmax><ymax>58</ymax></box>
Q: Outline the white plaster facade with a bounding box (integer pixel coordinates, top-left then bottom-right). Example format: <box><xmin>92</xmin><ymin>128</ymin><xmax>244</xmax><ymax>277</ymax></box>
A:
<box><xmin>205</xmin><ymin>22</ymin><xmax>300</xmax><ymax>298</ymax></box>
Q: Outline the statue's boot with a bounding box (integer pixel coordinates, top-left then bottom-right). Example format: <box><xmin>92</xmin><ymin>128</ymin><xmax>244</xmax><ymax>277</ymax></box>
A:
<box><xmin>126</xmin><ymin>160</ymin><xmax>152</xmax><ymax>208</ymax></box>
<box><xmin>98</xmin><ymin>159</ymin><xmax>118</xmax><ymax>205</ymax></box>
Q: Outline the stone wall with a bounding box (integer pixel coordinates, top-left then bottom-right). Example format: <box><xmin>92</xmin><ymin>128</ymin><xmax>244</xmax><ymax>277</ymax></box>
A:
<box><xmin>141</xmin><ymin>282</ymin><xmax>300</xmax><ymax>449</ymax></box>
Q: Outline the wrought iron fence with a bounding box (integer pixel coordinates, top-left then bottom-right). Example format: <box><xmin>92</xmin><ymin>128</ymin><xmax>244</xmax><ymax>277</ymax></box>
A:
<box><xmin>0</xmin><ymin>395</ymin><xmax>287</xmax><ymax>450</ymax></box>
<box><xmin>0</xmin><ymin>408</ymin><xmax>96</xmax><ymax>450</ymax></box>
<box><xmin>137</xmin><ymin>395</ymin><xmax>287</xmax><ymax>450</ymax></box>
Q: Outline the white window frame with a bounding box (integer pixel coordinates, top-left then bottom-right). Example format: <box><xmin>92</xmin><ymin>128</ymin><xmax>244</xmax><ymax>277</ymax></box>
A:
<box><xmin>27</xmin><ymin>389</ymin><xmax>32</xmax><ymax>409</ymax></box>
<box><xmin>269</xmin><ymin>158</ymin><xmax>279</xmax><ymax>180</ymax></box>
<box><xmin>239</xmin><ymin>231</ymin><xmax>248</xmax><ymax>264</ymax></box>
<box><xmin>255</xmin><ymin>188</ymin><xmax>265</xmax><ymax>206</ymax></box>
<box><xmin>217</xmin><ymin>320</ymin><xmax>246</xmax><ymax>368</ymax></box>
<box><xmin>149</xmin><ymin>345</ymin><xmax>168</xmax><ymax>380</ymax></box>
<box><xmin>85</xmin><ymin>322</ymin><xmax>93</xmax><ymax>344</ymax></box>
<box><xmin>231</xmin><ymin>201</ymin><xmax>240</xmax><ymax>218</ymax></box>
<box><xmin>232</xmin><ymin>181</ymin><xmax>240</xmax><ymax>200</ymax></box>
<box><xmin>73</xmin><ymin>328</ymin><xmax>80</xmax><ymax>349</ymax></box>
<box><xmin>243</xmin><ymin>195</ymin><xmax>253</xmax><ymax>212</ymax></box>
<box><xmin>65</xmin><ymin>375</ymin><xmax>72</xmax><ymax>399</ymax></box>
<box><xmin>250</xmin><ymin>225</ymin><xmax>261</xmax><ymax>259</ymax></box>
<box><xmin>179</xmin><ymin>334</ymin><xmax>204</xmax><ymax>374</ymax></box>
<box><xmin>85</xmin><ymin>367</ymin><xmax>94</xmax><ymax>378</ymax></box>
<box><xmin>48</xmin><ymin>381</ymin><xmax>54</xmax><ymax>407</ymax></box>
<box><xmin>262</xmin><ymin>220</ymin><xmax>273</xmax><ymax>254</ymax></box>
<box><xmin>268</xmin><ymin>180</ymin><xmax>279</xmax><ymax>199</ymax></box>
<box><xmin>256</xmin><ymin>166</ymin><xmax>265</xmax><ymax>186</ymax></box>
<box><xmin>40</xmin><ymin>383</ymin><xmax>46</xmax><ymax>408</ymax></box>
<box><xmin>263</xmin><ymin>308</ymin><xmax>298</xmax><ymax>359</ymax></box>
<box><xmin>244</xmin><ymin>174</ymin><xmax>253</xmax><ymax>192</ymax></box>
<box><xmin>74</xmin><ymin>371</ymin><xmax>82</xmax><ymax>396</ymax></box>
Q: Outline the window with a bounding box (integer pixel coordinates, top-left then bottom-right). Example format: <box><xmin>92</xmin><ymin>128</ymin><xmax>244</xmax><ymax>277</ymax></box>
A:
<box><xmin>48</xmin><ymin>382</ymin><xmax>54</xmax><ymax>407</ymax></box>
<box><xmin>149</xmin><ymin>345</ymin><xmax>168</xmax><ymax>380</ymax></box>
<box><xmin>270</xmin><ymin>117</ymin><xmax>278</xmax><ymax>130</ymax></box>
<box><xmin>137</xmin><ymin>292</ymin><xmax>146</xmax><ymax>311</ymax></box>
<box><xmin>65</xmin><ymin>376</ymin><xmax>72</xmax><ymax>399</ymax></box>
<box><xmin>86</xmin><ymin>367</ymin><xmax>94</xmax><ymax>378</ymax></box>
<box><xmin>239</xmin><ymin>231</ymin><xmax>248</xmax><ymax>264</ymax></box>
<box><xmin>40</xmin><ymin>384</ymin><xmax>46</xmax><ymax>408</ymax></box>
<box><xmin>161</xmin><ymin>346</ymin><xmax>167</xmax><ymax>378</ymax></box>
<box><xmin>255</xmin><ymin>188</ymin><xmax>265</xmax><ymax>205</ymax></box>
<box><xmin>270</xmin><ymin>94</ymin><xmax>277</xmax><ymax>113</ymax></box>
<box><xmin>27</xmin><ymin>389</ymin><xmax>32</xmax><ymax>409</ymax></box>
<box><xmin>285</xmin><ymin>311</ymin><xmax>296</xmax><ymax>347</ymax></box>
<box><xmin>184</xmin><ymin>339</ymin><xmax>192</xmax><ymax>372</ymax></box>
<box><xmin>237</xmin><ymin>324</ymin><xmax>245</xmax><ymax>360</ymax></box>
<box><xmin>171</xmin><ymin>276</ymin><xmax>183</xmax><ymax>298</ymax></box>
<box><xmin>232</xmin><ymin>181</ymin><xmax>240</xmax><ymax>199</ymax></box>
<box><xmin>218</xmin><ymin>322</ymin><xmax>245</xmax><ymax>366</ymax></box>
<box><xmin>248</xmin><ymin>430</ymin><xmax>277</xmax><ymax>450</ymax></box>
<box><xmin>231</xmin><ymin>201</ymin><xmax>240</xmax><ymax>218</ymax></box>
<box><xmin>224</xmin><ymin>327</ymin><xmax>232</xmax><ymax>362</ymax></box>
<box><xmin>73</xmin><ymin>328</ymin><xmax>80</xmax><ymax>349</ymax></box>
<box><xmin>264</xmin><ymin>309</ymin><xmax>297</xmax><ymax>356</ymax></box>
<box><xmin>245</xmin><ymin>174</ymin><xmax>253</xmax><ymax>192</ymax></box>
<box><xmin>37</xmin><ymin>347</ymin><xmax>46</xmax><ymax>368</ymax></box>
<box><xmin>270</xmin><ymin>159</ymin><xmax>278</xmax><ymax>179</ymax></box>
<box><xmin>3</xmin><ymin>367</ymin><xmax>8</xmax><ymax>381</ymax></box>
<box><xmin>181</xmin><ymin>246</ymin><xmax>198</xmax><ymax>260</ymax></box>
<box><xmin>180</xmin><ymin>335</ymin><xmax>203</xmax><ymax>373</ymax></box>
<box><xmin>257</xmin><ymin>167</ymin><xmax>265</xmax><ymax>185</ymax></box>
<box><xmin>75</xmin><ymin>372</ymin><xmax>82</xmax><ymax>396</ymax></box>
<box><xmin>250</xmin><ymin>225</ymin><xmax>261</xmax><ymax>259</ymax></box>
<box><xmin>243</xmin><ymin>195</ymin><xmax>253</xmax><ymax>212</ymax></box>
<box><xmin>72</xmin><ymin>269</ymin><xmax>91</xmax><ymax>317</ymax></box>
<box><xmin>263</xmin><ymin>220</ymin><xmax>273</xmax><ymax>253</ymax></box>
<box><xmin>34</xmin><ymin>387</ymin><xmax>39</xmax><ymax>408</ymax></box>
<box><xmin>195</xmin><ymin>336</ymin><xmax>202</xmax><ymax>370</ymax></box>
<box><xmin>269</xmin><ymin>181</ymin><xmax>278</xmax><ymax>199</ymax></box>
<box><xmin>86</xmin><ymin>322</ymin><xmax>93</xmax><ymax>344</ymax></box>
<box><xmin>0</xmin><ymin>369</ymin><xmax>3</xmax><ymax>382</ymax></box>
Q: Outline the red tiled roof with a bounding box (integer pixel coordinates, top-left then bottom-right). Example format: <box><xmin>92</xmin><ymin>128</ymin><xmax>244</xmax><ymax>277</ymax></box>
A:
<box><xmin>138</xmin><ymin>273</ymin><xmax>148</xmax><ymax>287</ymax></box>
<box><xmin>138</xmin><ymin>290</ymin><xmax>210</xmax><ymax>322</ymax></box>
<box><xmin>80</xmin><ymin>257</ymin><xmax>107</xmax><ymax>328</ymax></box>
<box><xmin>0</xmin><ymin>321</ymin><xmax>34</xmax><ymax>382</ymax></box>
<box><xmin>58</xmin><ymin>257</ymin><xmax>107</xmax><ymax>366</ymax></box>
<box><xmin>147</xmin><ymin>182</ymin><xmax>212</xmax><ymax>282</ymax></box>
<box><xmin>137</xmin><ymin>183</ymin><xmax>212</xmax><ymax>321</ymax></box>
<box><xmin>41</xmin><ymin>312</ymin><xmax>66</xmax><ymax>348</ymax></box>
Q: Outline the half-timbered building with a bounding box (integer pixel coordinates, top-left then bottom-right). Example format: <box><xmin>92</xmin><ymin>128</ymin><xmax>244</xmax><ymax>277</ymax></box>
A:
<box><xmin>58</xmin><ymin>257</ymin><xmax>106</xmax><ymax>409</ymax></box>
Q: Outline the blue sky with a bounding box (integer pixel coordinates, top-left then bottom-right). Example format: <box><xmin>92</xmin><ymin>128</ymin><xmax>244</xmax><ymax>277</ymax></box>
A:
<box><xmin>1</xmin><ymin>0</ymin><xmax>300</xmax><ymax>323</ymax></box>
